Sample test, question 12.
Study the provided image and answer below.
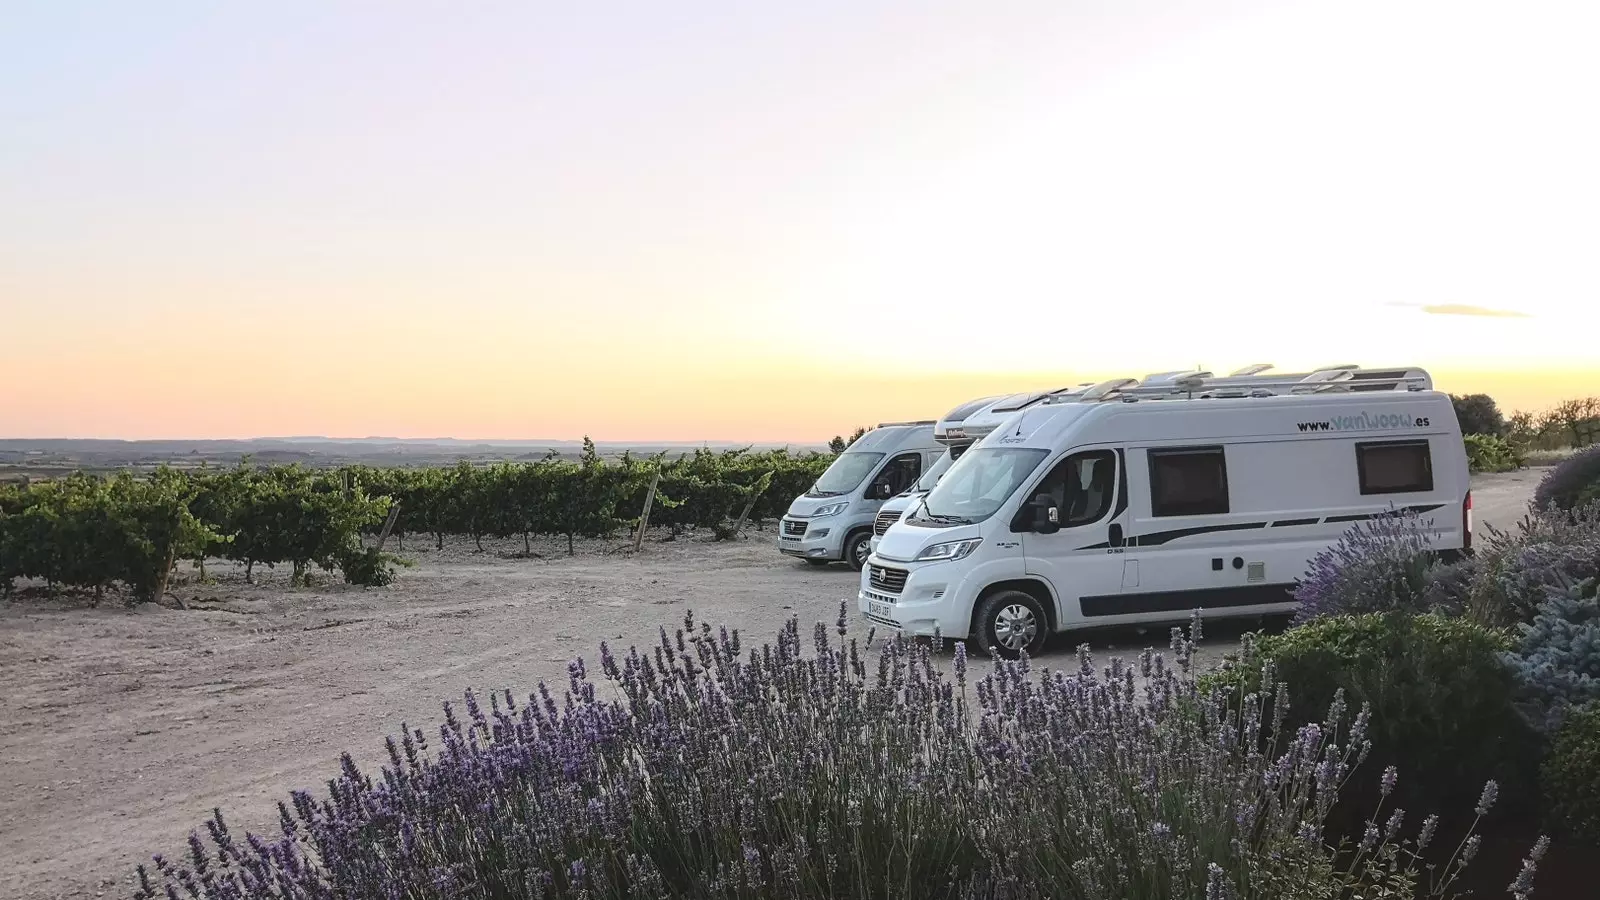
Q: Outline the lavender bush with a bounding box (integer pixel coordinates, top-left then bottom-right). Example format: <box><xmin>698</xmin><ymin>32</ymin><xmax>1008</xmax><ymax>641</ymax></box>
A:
<box><xmin>1468</xmin><ymin>504</ymin><xmax>1600</xmax><ymax>625</ymax></box>
<box><xmin>1293</xmin><ymin>508</ymin><xmax>1446</xmax><ymax>623</ymax></box>
<box><xmin>133</xmin><ymin>608</ymin><xmax>1537</xmax><ymax>900</ymax></box>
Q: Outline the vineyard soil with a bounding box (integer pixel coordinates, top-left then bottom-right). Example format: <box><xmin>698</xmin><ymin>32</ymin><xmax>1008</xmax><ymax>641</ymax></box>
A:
<box><xmin>0</xmin><ymin>469</ymin><xmax>1543</xmax><ymax>900</ymax></box>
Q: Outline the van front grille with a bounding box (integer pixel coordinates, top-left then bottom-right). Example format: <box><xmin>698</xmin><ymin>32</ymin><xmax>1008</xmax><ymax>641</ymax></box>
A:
<box><xmin>869</xmin><ymin>565</ymin><xmax>909</xmax><ymax>595</ymax></box>
<box><xmin>782</xmin><ymin>519</ymin><xmax>808</xmax><ymax>538</ymax></box>
<box><xmin>873</xmin><ymin>509</ymin><xmax>901</xmax><ymax>536</ymax></box>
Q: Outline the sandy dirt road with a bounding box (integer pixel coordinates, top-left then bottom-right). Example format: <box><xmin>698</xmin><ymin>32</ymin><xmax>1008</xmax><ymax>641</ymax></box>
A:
<box><xmin>0</xmin><ymin>469</ymin><xmax>1543</xmax><ymax>899</ymax></box>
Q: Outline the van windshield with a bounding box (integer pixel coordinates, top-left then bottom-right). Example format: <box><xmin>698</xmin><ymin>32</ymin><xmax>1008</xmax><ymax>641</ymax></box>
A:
<box><xmin>909</xmin><ymin>451</ymin><xmax>956</xmax><ymax>494</ymax></box>
<box><xmin>913</xmin><ymin>447</ymin><xmax>1049</xmax><ymax>524</ymax></box>
<box><xmin>808</xmin><ymin>451</ymin><xmax>886</xmax><ymax>497</ymax></box>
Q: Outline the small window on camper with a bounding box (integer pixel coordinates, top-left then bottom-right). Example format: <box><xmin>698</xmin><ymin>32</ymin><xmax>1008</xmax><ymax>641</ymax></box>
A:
<box><xmin>1356</xmin><ymin>440</ymin><xmax>1434</xmax><ymax>495</ymax></box>
<box><xmin>1148</xmin><ymin>447</ymin><xmax>1229</xmax><ymax>517</ymax></box>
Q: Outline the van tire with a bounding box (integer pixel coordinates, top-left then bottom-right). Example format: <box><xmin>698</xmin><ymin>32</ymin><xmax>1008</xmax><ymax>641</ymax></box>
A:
<box><xmin>844</xmin><ymin>530</ymin><xmax>872</xmax><ymax>571</ymax></box>
<box><xmin>974</xmin><ymin>589</ymin><xmax>1049</xmax><ymax>660</ymax></box>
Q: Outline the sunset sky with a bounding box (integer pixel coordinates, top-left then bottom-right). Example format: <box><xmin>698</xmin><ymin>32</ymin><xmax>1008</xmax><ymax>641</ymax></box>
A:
<box><xmin>3</xmin><ymin>0</ymin><xmax>1597</xmax><ymax>442</ymax></box>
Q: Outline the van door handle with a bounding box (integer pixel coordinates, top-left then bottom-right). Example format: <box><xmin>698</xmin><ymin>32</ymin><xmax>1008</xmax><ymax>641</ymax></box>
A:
<box><xmin>1109</xmin><ymin>523</ymin><xmax>1124</xmax><ymax>547</ymax></box>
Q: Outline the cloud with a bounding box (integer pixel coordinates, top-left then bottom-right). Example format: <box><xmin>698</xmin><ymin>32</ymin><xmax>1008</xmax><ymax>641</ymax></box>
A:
<box><xmin>1383</xmin><ymin>301</ymin><xmax>1531</xmax><ymax>318</ymax></box>
<box><xmin>1420</xmin><ymin>303</ymin><xmax>1532</xmax><ymax>318</ymax></box>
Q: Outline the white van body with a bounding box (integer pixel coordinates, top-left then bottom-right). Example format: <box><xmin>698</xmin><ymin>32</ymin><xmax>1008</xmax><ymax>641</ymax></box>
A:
<box><xmin>868</xmin><ymin>388</ymin><xmax>1097</xmax><ymax>555</ymax></box>
<box><xmin>859</xmin><ymin>366</ymin><xmax>1471</xmax><ymax>657</ymax></box>
<box><xmin>779</xmin><ymin>421</ymin><xmax>943</xmax><ymax>569</ymax></box>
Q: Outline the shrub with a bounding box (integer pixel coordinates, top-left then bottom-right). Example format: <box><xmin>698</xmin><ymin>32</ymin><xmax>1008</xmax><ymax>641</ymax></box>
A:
<box><xmin>337</xmin><ymin>545</ymin><xmax>411</xmax><ymax>587</ymax></box>
<box><xmin>1209</xmin><ymin>613</ymin><xmax>1538</xmax><ymax>813</ymax></box>
<box><xmin>1468</xmin><ymin>506</ymin><xmax>1600</xmax><ymax>625</ymax></box>
<box><xmin>1503</xmin><ymin>575</ymin><xmax>1600</xmax><ymax>734</ymax></box>
<box><xmin>1421</xmin><ymin>556</ymin><xmax>1480</xmax><ymax>615</ymax></box>
<box><xmin>1452</xmin><ymin>393</ymin><xmax>1506</xmax><ymax>437</ymax></box>
<box><xmin>1292</xmin><ymin>509</ymin><xmax>1444</xmax><ymax>623</ymax></box>
<box><xmin>132</xmin><ymin>610</ymin><xmax>1525</xmax><ymax>900</ymax></box>
<box><xmin>1542</xmin><ymin>702</ymin><xmax>1600</xmax><ymax>844</ymax></box>
<box><xmin>1535</xmin><ymin>445</ymin><xmax>1600</xmax><ymax>512</ymax></box>
<box><xmin>1464</xmin><ymin>434</ymin><xmax>1522</xmax><ymax>473</ymax></box>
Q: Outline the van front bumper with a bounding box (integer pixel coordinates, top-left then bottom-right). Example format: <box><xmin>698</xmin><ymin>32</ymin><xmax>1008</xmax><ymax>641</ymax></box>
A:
<box><xmin>777</xmin><ymin>517</ymin><xmax>843</xmax><ymax>561</ymax></box>
<box><xmin>856</xmin><ymin>556</ymin><xmax>977</xmax><ymax>641</ymax></box>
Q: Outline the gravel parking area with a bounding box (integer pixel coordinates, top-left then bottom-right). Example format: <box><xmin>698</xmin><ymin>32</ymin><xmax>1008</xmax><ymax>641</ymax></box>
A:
<box><xmin>0</xmin><ymin>469</ymin><xmax>1543</xmax><ymax>899</ymax></box>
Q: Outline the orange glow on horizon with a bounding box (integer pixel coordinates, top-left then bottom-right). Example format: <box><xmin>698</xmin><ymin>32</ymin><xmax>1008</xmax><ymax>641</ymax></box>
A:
<box><xmin>4</xmin><ymin>347</ymin><xmax>1596</xmax><ymax>443</ymax></box>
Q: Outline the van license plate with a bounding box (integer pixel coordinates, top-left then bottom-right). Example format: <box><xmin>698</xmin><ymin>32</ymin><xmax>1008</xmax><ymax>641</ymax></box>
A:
<box><xmin>867</xmin><ymin>601</ymin><xmax>892</xmax><ymax>618</ymax></box>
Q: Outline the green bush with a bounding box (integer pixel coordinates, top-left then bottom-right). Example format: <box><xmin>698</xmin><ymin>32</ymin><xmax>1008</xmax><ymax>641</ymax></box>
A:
<box><xmin>1463</xmin><ymin>433</ymin><xmax>1522</xmax><ymax>473</ymax></box>
<box><xmin>336</xmin><ymin>546</ymin><xmax>411</xmax><ymax>587</ymax></box>
<box><xmin>1209</xmin><ymin>613</ymin><xmax>1540</xmax><ymax>812</ymax></box>
<box><xmin>1543</xmin><ymin>702</ymin><xmax>1600</xmax><ymax>843</ymax></box>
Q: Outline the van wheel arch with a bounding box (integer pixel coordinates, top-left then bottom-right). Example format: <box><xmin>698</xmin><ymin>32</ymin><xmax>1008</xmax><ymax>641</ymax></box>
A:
<box><xmin>968</xmin><ymin>579</ymin><xmax>1059</xmax><ymax>646</ymax></box>
<box><xmin>843</xmin><ymin>528</ymin><xmax>873</xmax><ymax>570</ymax></box>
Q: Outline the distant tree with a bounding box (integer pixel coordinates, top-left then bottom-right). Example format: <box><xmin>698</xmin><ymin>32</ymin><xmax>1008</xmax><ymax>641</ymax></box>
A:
<box><xmin>1451</xmin><ymin>394</ymin><xmax>1506</xmax><ymax>437</ymax></box>
<box><xmin>1544</xmin><ymin>398</ymin><xmax>1600</xmax><ymax>448</ymax></box>
<box><xmin>829</xmin><ymin>426</ymin><xmax>868</xmax><ymax>454</ymax></box>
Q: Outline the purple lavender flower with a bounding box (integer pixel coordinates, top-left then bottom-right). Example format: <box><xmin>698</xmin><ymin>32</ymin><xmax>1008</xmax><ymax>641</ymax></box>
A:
<box><xmin>1475</xmin><ymin>780</ymin><xmax>1499</xmax><ymax>816</ymax></box>
<box><xmin>1417</xmin><ymin>814</ymin><xmax>1440</xmax><ymax>850</ymax></box>
<box><xmin>1379</xmin><ymin>766</ymin><xmax>1398</xmax><ymax>798</ymax></box>
<box><xmin>129</xmin><ymin>608</ymin><xmax>1493</xmax><ymax>900</ymax></box>
<box><xmin>1293</xmin><ymin>508</ymin><xmax>1443</xmax><ymax>622</ymax></box>
<box><xmin>1508</xmin><ymin>835</ymin><xmax>1551</xmax><ymax>898</ymax></box>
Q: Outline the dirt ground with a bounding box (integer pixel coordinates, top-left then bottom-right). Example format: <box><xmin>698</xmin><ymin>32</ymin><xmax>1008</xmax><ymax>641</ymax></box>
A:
<box><xmin>0</xmin><ymin>469</ymin><xmax>1544</xmax><ymax>900</ymax></box>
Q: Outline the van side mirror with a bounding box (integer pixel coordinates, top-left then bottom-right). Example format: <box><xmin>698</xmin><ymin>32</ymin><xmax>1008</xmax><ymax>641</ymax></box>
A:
<box><xmin>1028</xmin><ymin>494</ymin><xmax>1060</xmax><ymax>535</ymax></box>
<box><xmin>877</xmin><ymin>481</ymin><xmax>893</xmax><ymax>499</ymax></box>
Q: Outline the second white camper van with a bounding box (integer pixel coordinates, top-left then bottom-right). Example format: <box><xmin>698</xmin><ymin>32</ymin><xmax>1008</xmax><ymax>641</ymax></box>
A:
<box><xmin>860</xmin><ymin>365</ymin><xmax>1471</xmax><ymax>657</ymax></box>
<box><xmin>868</xmin><ymin>388</ymin><xmax>1100</xmax><ymax>555</ymax></box>
<box><xmin>779</xmin><ymin>420</ymin><xmax>944</xmax><ymax>569</ymax></box>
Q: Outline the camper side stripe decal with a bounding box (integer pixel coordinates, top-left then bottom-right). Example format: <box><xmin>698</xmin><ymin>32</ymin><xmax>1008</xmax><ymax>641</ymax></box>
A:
<box><xmin>1081</xmin><ymin>583</ymin><xmax>1296</xmax><ymax>617</ymax></box>
<box><xmin>1074</xmin><ymin>503</ymin><xmax>1448</xmax><ymax>551</ymax></box>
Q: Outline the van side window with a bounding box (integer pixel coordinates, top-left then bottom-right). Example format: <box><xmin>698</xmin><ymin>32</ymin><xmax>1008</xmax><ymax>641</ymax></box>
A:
<box><xmin>1148</xmin><ymin>447</ymin><xmax>1229</xmax><ymax>517</ymax></box>
<box><xmin>872</xmin><ymin>452</ymin><xmax>923</xmax><ymax>497</ymax></box>
<box><xmin>1356</xmin><ymin>440</ymin><xmax>1434</xmax><ymax>495</ymax></box>
<box><xmin>1032</xmin><ymin>450</ymin><xmax>1116</xmax><ymax>526</ymax></box>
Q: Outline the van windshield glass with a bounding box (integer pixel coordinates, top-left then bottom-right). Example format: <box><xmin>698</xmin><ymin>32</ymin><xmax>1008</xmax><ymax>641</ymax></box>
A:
<box><xmin>911</xmin><ymin>451</ymin><xmax>956</xmax><ymax>493</ymax></box>
<box><xmin>808</xmin><ymin>451</ymin><xmax>886</xmax><ymax>497</ymax></box>
<box><xmin>914</xmin><ymin>447</ymin><xmax>1049</xmax><ymax>524</ymax></box>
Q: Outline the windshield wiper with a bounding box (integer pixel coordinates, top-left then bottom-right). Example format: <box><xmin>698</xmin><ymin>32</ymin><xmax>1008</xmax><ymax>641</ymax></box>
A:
<box><xmin>919</xmin><ymin>511</ymin><xmax>972</xmax><ymax>525</ymax></box>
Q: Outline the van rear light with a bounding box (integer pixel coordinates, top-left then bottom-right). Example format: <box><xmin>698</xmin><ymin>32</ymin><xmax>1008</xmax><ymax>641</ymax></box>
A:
<box><xmin>1464</xmin><ymin>491</ymin><xmax>1473</xmax><ymax>552</ymax></box>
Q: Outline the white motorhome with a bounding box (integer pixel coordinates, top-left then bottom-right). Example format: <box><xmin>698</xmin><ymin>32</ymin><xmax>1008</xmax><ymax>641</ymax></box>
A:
<box><xmin>860</xmin><ymin>365</ymin><xmax>1471</xmax><ymax>658</ymax></box>
<box><xmin>868</xmin><ymin>388</ymin><xmax>1099</xmax><ymax>555</ymax></box>
<box><xmin>779</xmin><ymin>420</ymin><xmax>944</xmax><ymax>569</ymax></box>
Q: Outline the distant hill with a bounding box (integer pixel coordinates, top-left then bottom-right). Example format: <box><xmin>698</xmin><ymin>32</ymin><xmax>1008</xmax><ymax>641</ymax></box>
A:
<box><xmin>0</xmin><ymin>437</ymin><xmax>833</xmax><ymax>478</ymax></box>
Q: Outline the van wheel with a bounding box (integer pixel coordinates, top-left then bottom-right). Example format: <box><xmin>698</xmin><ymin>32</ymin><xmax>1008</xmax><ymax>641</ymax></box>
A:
<box><xmin>844</xmin><ymin>531</ymin><xmax>872</xmax><ymax>571</ymax></box>
<box><xmin>974</xmin><ymin>590</ymin><xmax>1048</xmax><ymax>659</ymax></box>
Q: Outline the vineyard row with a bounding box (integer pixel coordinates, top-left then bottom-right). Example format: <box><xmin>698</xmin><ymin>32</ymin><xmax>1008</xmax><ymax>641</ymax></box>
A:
<box><xmin>0</xmin><ymin>442</ymin><xmax>834</xmax><ymax>603</ymax></box>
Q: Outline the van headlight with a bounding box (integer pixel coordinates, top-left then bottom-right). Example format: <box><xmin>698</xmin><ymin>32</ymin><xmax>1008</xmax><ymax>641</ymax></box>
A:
<box><xmin>915</xmin><ymin>538</ymin><xmax>983</xmax><ymax>562</ymax></box>
<box><xmin>812</xmin><ymin>502</ymin><xmax>849</xmax><ymax>518</ymax></box>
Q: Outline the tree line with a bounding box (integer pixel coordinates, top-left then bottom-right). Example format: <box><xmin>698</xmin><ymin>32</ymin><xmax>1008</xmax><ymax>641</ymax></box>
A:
<box><xmin>1452</xmin><ymin>393</ymin><xmax>1600</xmax><ymax>449</ymax></box>
<box><xmin>0</xmin><ymin>441</ymin><xmax>834</xmax><ymax>604</ymax></box>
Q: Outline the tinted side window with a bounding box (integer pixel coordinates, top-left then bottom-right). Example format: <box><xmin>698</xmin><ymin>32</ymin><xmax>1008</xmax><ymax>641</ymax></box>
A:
<box><xmin>1030</xmin><ymin>451</ymin><xmax>1117</xmax><ymax>527</ymax></box>
<box><xmin>874</xmin><ymin>453</ymin><xmax>923</xmax><ymax>496</ymax></box>
<box><xmin>1357</xmin><ymin>440</ymin><xmax>1434</xmax><ymax>495</ymax></box>
<box><xmin>1148</xmin><ymin>447</ymin><xmax>1229</xmax><ymax>517</ymax></box>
